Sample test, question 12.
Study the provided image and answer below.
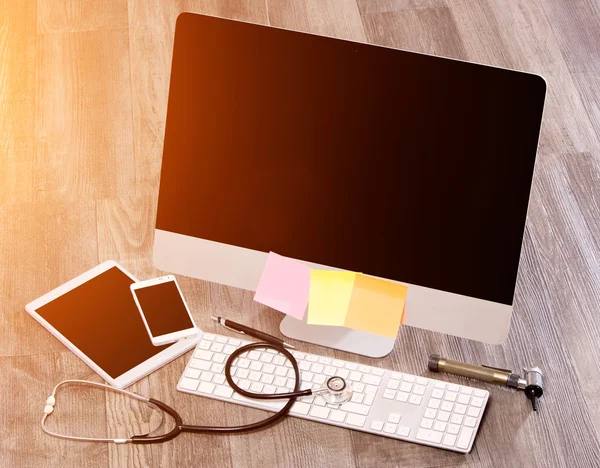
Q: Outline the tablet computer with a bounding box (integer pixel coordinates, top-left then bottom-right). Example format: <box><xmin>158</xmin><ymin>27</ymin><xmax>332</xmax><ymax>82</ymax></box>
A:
<box><xmin>25</xmin><ymin>260</ymin><xmax>201</xmax><ymax>388</ymax></box>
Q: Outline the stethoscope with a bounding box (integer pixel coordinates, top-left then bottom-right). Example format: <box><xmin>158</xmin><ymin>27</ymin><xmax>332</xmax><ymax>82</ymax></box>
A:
<box><xmin>42</xmin><ymin>342</ymin><xmax>353</xmax><ymax>444</ymax></box>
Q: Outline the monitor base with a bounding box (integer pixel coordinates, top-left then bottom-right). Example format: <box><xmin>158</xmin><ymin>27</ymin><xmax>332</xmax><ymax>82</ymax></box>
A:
<box><xmin>279</xmin><ymin>315</ymin><xmax>396</xmax><ymax>358</ymax></box>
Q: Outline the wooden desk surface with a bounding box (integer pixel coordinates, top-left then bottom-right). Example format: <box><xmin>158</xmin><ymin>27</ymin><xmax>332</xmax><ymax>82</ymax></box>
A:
<box><xmin>2</xmin><ymin>0</ymin><xmax>600</xmax><ymax>466</ymax></box>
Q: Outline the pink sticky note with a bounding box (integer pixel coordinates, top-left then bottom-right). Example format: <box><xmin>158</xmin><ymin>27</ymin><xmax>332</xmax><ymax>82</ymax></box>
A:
<box><xmin>253</xmin><ymin>252</ymin><xmax>310</xmax><ymax>319</ymax></box>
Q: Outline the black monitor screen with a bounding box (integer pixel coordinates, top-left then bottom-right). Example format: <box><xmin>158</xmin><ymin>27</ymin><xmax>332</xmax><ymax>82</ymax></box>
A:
<box><xmin>156</xmin><ymin>13</ymin><xmax>546</xmax><ymax>306</ymax></box>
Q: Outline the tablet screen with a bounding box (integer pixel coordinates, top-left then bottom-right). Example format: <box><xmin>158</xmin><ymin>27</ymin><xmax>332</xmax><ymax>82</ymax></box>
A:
<box><xmin>35</xmin><ymin>266</ymin><xmax>168</xmax><ymax>378</ymax></box>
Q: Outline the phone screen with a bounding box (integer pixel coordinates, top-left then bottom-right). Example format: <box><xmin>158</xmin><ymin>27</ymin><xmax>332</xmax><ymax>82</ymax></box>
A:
<box><xmin>133</xmin><ymin>281</ymin><xmax>194</xmax><ymax>336</ymax></box>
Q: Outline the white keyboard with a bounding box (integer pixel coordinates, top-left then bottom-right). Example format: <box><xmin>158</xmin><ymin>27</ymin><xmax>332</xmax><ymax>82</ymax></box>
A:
<box><xmin>177</xmin><ymin>333</ymin><xmax>489</xmax><ymax>453</ymax></box>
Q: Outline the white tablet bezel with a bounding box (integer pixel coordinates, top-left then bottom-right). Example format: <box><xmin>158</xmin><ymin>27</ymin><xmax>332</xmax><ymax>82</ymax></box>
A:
<box><xmin>130</xmin><ymin>275</ymin><xmax>199</xmax><ymax>346</ymax></box>
<box><xmin>25</xmin><ymin>260</ymin><xmax>201</xmax><ymax>388</ymax></box>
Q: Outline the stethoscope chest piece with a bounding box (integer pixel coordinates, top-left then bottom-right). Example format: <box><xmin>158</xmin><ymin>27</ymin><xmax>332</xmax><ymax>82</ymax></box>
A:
<box><xmin>316</xmin><ymin>376</ymin><xmax>353</xmax><ymax>405</ymax></box>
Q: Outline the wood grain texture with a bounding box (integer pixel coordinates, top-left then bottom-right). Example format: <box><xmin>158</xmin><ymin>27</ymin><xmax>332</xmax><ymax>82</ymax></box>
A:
<box><xmin>2</xmin><ymin>0</ymin><xmax>600</xmax><ymax>466</ymax></box>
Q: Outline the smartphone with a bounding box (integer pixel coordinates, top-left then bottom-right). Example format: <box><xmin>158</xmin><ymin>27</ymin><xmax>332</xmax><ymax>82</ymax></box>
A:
<box><xmin>130</xmin><ymin>275</ymin><xmax>199</xmax><ymax>346</ymax></box>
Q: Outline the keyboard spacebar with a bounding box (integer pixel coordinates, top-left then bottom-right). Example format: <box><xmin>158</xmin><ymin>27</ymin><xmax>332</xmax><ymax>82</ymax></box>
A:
<box><xmin>232</xmin><ymin>393</ymin><xmax>287</xmax><ymax>411</ymax></box>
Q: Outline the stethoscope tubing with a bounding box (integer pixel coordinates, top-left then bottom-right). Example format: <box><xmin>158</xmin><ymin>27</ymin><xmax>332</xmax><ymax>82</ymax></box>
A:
<box><xmin>42</xmin><ymin>342</ymin><xmax>315</xmax><ymax>444</ymax></box>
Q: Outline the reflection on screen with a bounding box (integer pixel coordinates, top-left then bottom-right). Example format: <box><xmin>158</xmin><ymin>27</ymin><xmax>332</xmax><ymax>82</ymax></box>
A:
<box><xmin>133</xmin><ymin>281</ymin><xmax>194</xmax><ymax>336</ymax></box>
<box><xmin>35</xmin><ymin>267</ymin><xmax>168</xmax><ymax>378</ymax></box>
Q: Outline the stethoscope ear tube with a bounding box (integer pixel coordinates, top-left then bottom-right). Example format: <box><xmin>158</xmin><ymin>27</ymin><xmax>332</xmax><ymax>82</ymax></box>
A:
<box><xmin>131</xmin><ymin>398</ymin><xmax>183</xmax><ymax>444</ymax></box>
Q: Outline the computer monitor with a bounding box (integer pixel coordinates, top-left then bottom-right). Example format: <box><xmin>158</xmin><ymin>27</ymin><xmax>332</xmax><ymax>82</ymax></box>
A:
<box><xmin>154</xmin><ymin>13</ymin><xmax>546</xmax><ymax>354</ymax></box>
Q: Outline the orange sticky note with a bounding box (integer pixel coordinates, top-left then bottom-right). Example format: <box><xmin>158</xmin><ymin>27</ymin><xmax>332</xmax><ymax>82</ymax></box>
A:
<box><xmin>344</xmin><ymin>275</ymin><xmax>408</xmax><ymax>338</ymax></box>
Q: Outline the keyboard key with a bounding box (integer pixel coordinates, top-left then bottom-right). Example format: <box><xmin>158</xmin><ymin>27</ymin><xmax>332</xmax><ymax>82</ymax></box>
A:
<box><xmin>195</xmin><ymin>350</ymin><xmax>213</xmax><ymax>361</ymax></box>
<box><xmin>306</xmin><ymin>355</ymin><xmax>318</xmax><ymax>363</ymax></box>
<box><xmin>263</xmin><ymin>364</ymin><xmax>276</xmax><ymax>374</ymax></box>
<box><xmin>345</xmin><ymin>362</ymin><xmax>358</xmax><ymax>370</ymax></box>
<box><xmin>424</xmin><ymin>408</ymin><xmax>437</xmax><ymax>419</ymax></box>
<box><xmin>274</xmin><ymin>376</ymin><xmax>287</xmax><ymax>387</ymax></box>
<box><xmin>203</xmin><ymin>333</ymin><xmax>215</xmax><ymax>341</ymax></box>
<box><xmin>450</xmin><ymin>414</ymin><xmax>464</xmax><ymax>425</ymax></box>
<box><xmin>364</xmin><ymin>394</ymin><xmax>375</xmax><ymax>406</ymax></box>
<box><xmin>416</xmin><ymin>428</ymin><xmax>443</xmax><ymax>444</ymax></box>
<box><xmin>228</xmin><ymin>338</ymin><xmax>241</xmax><ymax>346</ymax></box>
<box><xmin>372</xmin><ymin>368</ymin><xmax>385</xmax><ymax>377</ymax></box>
<box><xmin>431</xmin><ymin>389</ymin><xmax>444</xmax><ymax>399</ymax></box>
<box><xmin>437</xmin><ymin>411</ymin><xmax>450</xmax><ymax>422</ymax></box>
<box><xmin>313</xmin><ymin>374</ymin><xmax>326</xmax><ymax>385</ymax></box>
<box><xmin>387</xmin><ymin>379</ymin><xmax>400</xmax><ymax>390</ymax></box>
<box><xmin>464</xmin><ymin>417</ymin><xmax>477</xmax><ymax>428</ymax></box>
<box><xmin>291</xmin><ymin>402</ymin><xmax>310</xmax><ymax>415</ymax></box>
<box><xmin>329</xmin><ymin>410</ymin><xmax>347</xmax><ymax>423</ymax></box>
<box><xmin>384</xmin><ymin>423</ymin><xmax>397</xmax><ymax>434</ymax></box>
<box><xmin>311</xmin><ymin>363</ymin><xmax>325</xmax><ymax>374</ymax></box>
<box><xmin>454</xmin><ymin>404</ymin><xmax>467</xmax><ymax>415</ymax></box>
<box><xmin>249</xmin><ymin>361</ymin><xmax>263</xmax><ymax>372</ymax></box>
<box><xmin>441</xmin><ymin>401</ymin><xmax>454</xmax><ymax>412</ymax></box>
<box><xmin>332</xmin><ymin>359</ymin><xmax>345</xmax><ymax>368</ymax></box>
<box><xmin>313</xmin><ymin>396</ymin><xmax>327</xmax><ymax>407</ymax></box>
<box><xmin>215</xmin><ymin>336</ymin><xmax>228</xmax><ymax>344</ymax></box>
<box><xmin>185</xmin><ymin>368</ymin><xmax>201</xmax><ymax>379</ymax></box>
<box><xmin>237</xmin><ymin>358</ymin><xmax>250</xmax><ymax>369</ymax></box>
<box><xmin>214</xmin><ymin>385</ymin><xmax>234</xmax><ymax>398</ymax></box>
<box><xmin>390</xmin><ymin>372</ymin><xmax>403</xmax><ymax>380</ymax></box>
<box><xmin>263</xmin><ymin>385</ymin><xmax>276</xmax><ymax>395</ymax></box>
<box><xmin>260</xmin><ymin>374</ymin><xmax>274</xmax><ymax>385</ymax></box>
<box><xmin>210</xmin><ymin>343</ymin><xmax>224</xmax><ymax>353</ymax></box>
<box><xmin>403</xmin><ymin>375</ymin><xmax>416</xmax><ymax>383</ymax></box>
<box><xmin>383</xmin><ymin>389</ymin><xmax>396</xmax><ymax>400</ymax></box>
<box><xmin>396</xmin><ymin>392</ymin><xmax>409</xmax><ymax>402</ymax></box>
<box><xmin>467</xmin><ymin>407</ymin><xmax>481</xmax><ymax>418</ymax></box>
<box><xmin>359</xmin><ymin>365</ymin><xmax>371</xmax><ymax>373</ymax></box>
<box><xmin>180</xmin><ymin>377</ymin><xmax>199</xmax><ymax>391</ymax></box>
<box><xmin>363</xmin><ymin>375</ymin><xmax>381</xmax><ymax>386</ymax></box>
<box><xmin>285</xmin><ymin>378</ymin><xmax>295</xmax><ymax>389</ymax></box>
<box><xmin>336</xmin><ymin>369</ymin><xmax>350</xmax><ymax>379</ymax></box>
<box><xmin>318</xmin><ymin>357</ymin><xmax>332</xmax><ymax>365</ymax></box>
<box><xmin>408</xmin><ymin>395</ymin><xmax>422</xmax><ymax>405</ymax></box>
<box><xmin>365</xmin><ymin>385</ymin><xmax>378</xmax><ymax>395</ymax></box>
<box><xmin>198</xmin><ymin>340</ymin><xmax>212</xmax><ymax>350</ymax></box>
<box><xmin>460</xmin><ymin>387</ymin><xmax>473</xmax><ymax>395</ymax></box>
<box><xmin>448</xmin><ymin>384</ymin><xmax>460</xmax><ymax>392</ymax></box>
<box><xmin>248</xmin><ymin>371</ymin><xmax>261</xmax><ymax>382</ymax></box>
<box><xmin>260</xmin><ymin>353</ymin><xmax>273</xmax><ymax>363</ymax></box>
<box><xmin>413</xmin><ymin>385</ymin><xmax>426</xmax><ymax>396</ymax></box>
<box><xmin>211</xmin><ymin>363</ymin><xmax>224</xmax><ymax>374</ymax></box>
<box><xmin>420</xmin><ymin>419</ymin><xmax>433</xmax><ymax>429</ymax></box>
<box><xmin>273</xmin><ymin>355</ymin><xmax>287</xmax><ymax>366</ymax></box>
<box><xmin>200</xmin><ymin>372</ymin><xmax>214</xmax><ymax>382</ymax></box>
<box><xmin>434</xmin><ymin>382</ymin><xmax>447</xmax><ymax>389</ymax></box>
<box><xmin>457</xmin><ymin>427</ymin><xmax>474</xmax><ymax>449</ymax></box>
<box><xmin>370</xmin><ymin>420</ymin><xmax>384</xmax><ymax>431</ymax></box>
<box><xmin>396</xmin><ymin>426</ymin><xmax>410</xmax><ymax>437</ymax></box>
<box><xmin>346</xmin><ymin>414</ymin><xmax>366</xmax><ymax>427</ymax></box>
<box><xmin>388</xmin><ymin>413</ymin><xmax>401</xmax><ymax>424</ymax></box>
<box><xmin>287</xmin><ymin>368</ymin><xmax>297</xmax><ymax>379</ymax></box>
<box><xmin>349</xmin><ymin>371</ymin><xmax>362</xmax><ymax>382</ymax></box>
<box><xmin>474</xmin><ymin>389</ymin><xmax>487</xmax><ymax>398</ymax></box>
<box><xmin>213</xmin><ymin>353</ymin><xmax>226</xmax><ymax>364</ymax></box>
<box><xmin>457</xmin><ymin>394</ymin><xmax>470</xmax><ymax>405</ymax></box>
<box><xmin>351</xmin><ymin>393</ymin><xmax>365</xmax><ymax>404</ymax></box>
<box><xmin>309</xmin><ymin>406</ymin><xmax>330</xmax><ymax>419</ymax></box>
<box><xmin>427</xmin><ymin>399</ymin><xmax>441</xmax><ymax>409</ymax></box>
<box><xmin>444</xmin><ymin>392</ymin><xmax>458</xmax><ymax>402</ymax></box>
<box><xmin>340</xmin><ymin>402</ymin><xmax>370</xmax><ymax>416</ymax></box>
<box><xmin>198</xmin><ymin>382</ymin><xmax>215</xmax><ymax>394</ymax></box>
<box><xmin>443</xmin><ymin>434</ymin><xmax>457</xmax><ymax>447</ymax></box>
<box><xmin>416</xmin><ymin>377</ymin><xmax>428</xmax><ymax>385</ymax></box>
<box><xmin>353</xmin><ymin>382</ymin><xmax>365</xmax><ymax>393</ymax></box>
<box><xmin>400</xmin><ymin>382</ymin><xmax>413</xmax><ymax>393</ymax></box>
<box><xmin>275</xmin><ymin>367</ymin><xmax>288</xmax><ymax>377</ymax></box>
<box><xmin>447</xmin><ymin>424</ymin><xmax>460</xmax><ymax>435</ymax></box>
<box><xmin>324</xmin><ymin>366</ymin><xmax>336</xmax><ymax>376</ymax></box>
<box><xmin>302</xmin><ymin>371</ymin><xmax>314</xmax><ymax>382</ymax></box>
<box><xmin>250</xmin><ymin>382</ymin><xmax>263</xmax><ymax>393</ymax></box>
<box><xmin>292</xmin><ymin>351</ymin><xmax>305</xmax><ymax>360</ymax></box>
<box><xmin>471</xmin><ymin>397</ymin><xmax>484</xmax><ymax>408</ymax></box>
<box><xmin>433</xmin><ymin>421</ymin><xmax>447</xmax><ymax>432</ymax></box>
<box><xmin>299</xmin><ymin>361</ymin><xmax>311</xmax><ymax>371</ymax></box>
